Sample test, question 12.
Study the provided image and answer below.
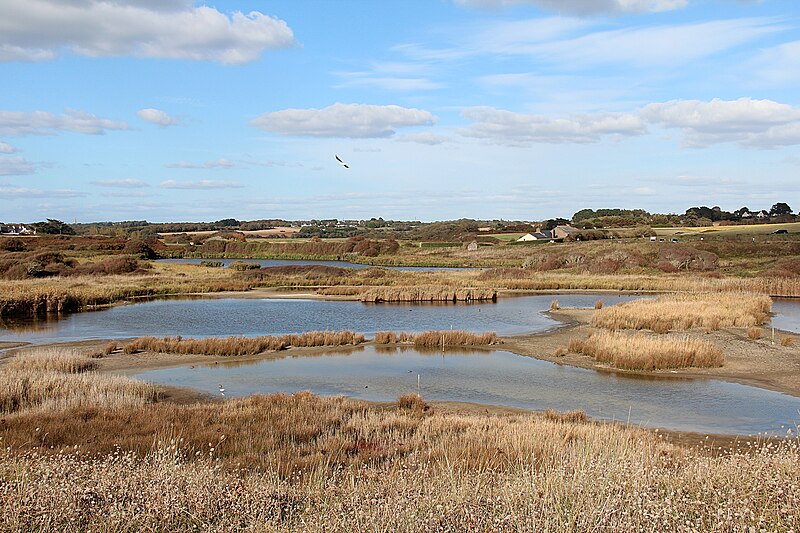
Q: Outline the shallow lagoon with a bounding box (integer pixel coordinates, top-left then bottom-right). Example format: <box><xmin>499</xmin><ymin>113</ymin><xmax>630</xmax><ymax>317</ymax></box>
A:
<box><xmin>136</xmin><ymin>345</ymin><xmax>800</xmax><ymax>435</ymax></box>
<box><xmin>0</xmin><ymin>293</ymin><xmax>644</xmax><ymax>345</ymax></box>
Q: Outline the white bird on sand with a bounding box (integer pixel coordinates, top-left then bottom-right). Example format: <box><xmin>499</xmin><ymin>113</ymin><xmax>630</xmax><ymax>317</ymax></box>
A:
<box><xmin>335</xmin><ymin>155</ymin><xmax>349</xmax><ymax>169</ymax></box>
<box><xmin>218</xmin><ymin>384</ymin><xmax>225</xmax><ymax>397</ymax></box>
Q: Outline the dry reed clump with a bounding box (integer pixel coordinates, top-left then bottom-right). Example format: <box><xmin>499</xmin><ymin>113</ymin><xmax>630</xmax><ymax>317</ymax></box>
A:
<box><xmin>0</xmin><ymin>348</ymin><xmax>157</xmax><ymax>414</ymax></box>
<box><xmin>591</xmin><ymin>292</ymin><xmax>772</xmax><ymax>333</ymax></box>
<box><xmin>568</xmin><ymin>330</ymin><xmax>724</xmax><ymax>370</ymax></box>
<box><xmin>360</xmin><ymin>286</ymin><xmax>496</xmax><ymax>303</ymax></box>
<box><xmin>781</xmin><ymin>335</ymin><xmax>795</xmax><ymax>347</ymax></box>
<box><xmin>373</xmin><ymin>330</ymin><xmax>497</xmax><ymax>347</ymax></box>
<box><xmin>125</xmin><ymin>330</ymin><xmax>366</xmax><ymax>356</ymax></box>
<box><xmin>7</xmin><ymin>348</ymin><xmax>97</xmax><ymax>374</ymax></box>
<box><xmin>550</xmin><ymin>299</ymin><xmax>559</xmax><ymax>310</ymax></box>
<box><xmin>0</xmin><ymin>393</ymin><xmax>797</xmax><ymax>531</ymax></box>
<box><xmin>747</xmin><ymin>326</ymin><xmax>763</xmax><ymax>340</ymax></box>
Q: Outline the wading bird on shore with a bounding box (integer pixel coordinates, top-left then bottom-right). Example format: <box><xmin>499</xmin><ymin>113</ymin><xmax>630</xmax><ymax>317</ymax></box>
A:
<box><xmin>335</xmin><ymin>155</ymin><xmax>349</xmax><ymax>169</ymax></box>
<box><xmin>218</xmin><ymin>384</ymin><xmax>225</xmax><ymax>397</ymax></box>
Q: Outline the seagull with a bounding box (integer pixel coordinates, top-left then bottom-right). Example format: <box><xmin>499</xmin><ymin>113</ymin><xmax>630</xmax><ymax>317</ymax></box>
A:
<box><xmin>218</xmin><ymin>384</ymin><xmax>225</xmax><ymax>397</ymax></box>
<box><xmin>335</xmin><ymin>155</ymin><xmax>349</xmax><ymax>169</ymax></box>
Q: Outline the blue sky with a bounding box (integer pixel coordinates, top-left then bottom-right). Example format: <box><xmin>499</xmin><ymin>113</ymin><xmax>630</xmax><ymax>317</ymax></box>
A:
<box><xmin>1</xmin><ymin>0</ymin><xmax>799</xmax><ymax>223</ymax></box>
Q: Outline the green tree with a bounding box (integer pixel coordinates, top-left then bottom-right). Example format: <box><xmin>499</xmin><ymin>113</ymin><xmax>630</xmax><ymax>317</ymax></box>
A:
<box><xmin>30</xmin><ymin>219</ymin><xmax>75</xmax><ymax>235</ymax></box>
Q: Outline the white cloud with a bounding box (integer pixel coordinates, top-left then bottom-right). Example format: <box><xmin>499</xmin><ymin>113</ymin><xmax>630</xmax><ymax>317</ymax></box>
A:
<box><xmin>160</xmin><ymin>179</ymin><xmax>243</xmax><ymax>189</ymax></box>
<box><xmin>164</xmin><ymin>159</ymin><xmax>235</xmax><ymax>169</ymax></box>
<box><xmin>0</xmin><ymin>109</ymin><xmax>129</xmax><ymax>136</ymax></box>
<box><xmin>0</xmin><ymin>156</ymin><xmax>36</xmax><ymax>176</ymax></box>
<box><xmin>250</xmin><ymin>103</ymin><xmax>437</xmax><ymax>138</ymax></box>
<box><xmin>137</xmin><ymin>108</ymin><xmax>177</xmax><ymax>126</ymax></box>
<box><xmin>0</xmin><ymin>141</ymin><xmax>16</xmax><ymax>153</ymax></box>
<box><xmin>641</xmin><ymin>98</ymin><xmax>800</xmax><ymax>147</ymax></box>
<box><xmin>334</xmin><ymin>74</ymin><xmax>444</xmax><ymax>92</ymax></box>
<box><xmin>460</xmin><ymin>98</ymin><xmax>800</xmax><ymax>148</ymax></box>
<box><xmin>749</xmin><ymin>40</ymin><xmax>800</xmax><ymax>86</ymax></box>
<box><xmin>0</xmin><ymin>0</ymin><xmax>296</xmax><ymax>64</ymax></box>
<box><xmin>0</xmin><ymin>186</ymin><xmax>87</xmax><ymax>198</ymax></box>
<box><xmin>396</xmin><ymin>132</ymin><xmax>451</xmax><ymax>145</ymax></box>
<box><xmin>460</xmin><ymin>106</ymin><xmax>645</xmax><ymax>145</ymax></box>
<box><xmin>91</xmin><ymin>178</ymin><xmax>149</xmax><ymax>188</ymax></box>
<box><xmin>480</xmin><ymin>18</ymin><xmax>781</xmax><ymax>69</ymax></box>
<box><xmin>454</xmin><ymin>0</ymin><xmax>687</xmax><ymax>14</ymax></box>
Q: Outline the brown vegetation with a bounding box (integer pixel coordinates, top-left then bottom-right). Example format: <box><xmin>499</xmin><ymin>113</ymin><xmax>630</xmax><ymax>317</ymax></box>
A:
<box><xmin>0</xmin><ymin>392</ymin><xmax>797</xmax><ymax>531</ymax></box>
<box><xmin>1</xmin><ymin>348</ymin><xmax>157</xmax><ymax>414</ymax></box>
<box><xmin>568</xmin><ymin>330</ymin><xmax>724</xmax><ymax>370</ymax></box>
<box><xmin>125</xmin><ymin>331</ymin><xmax>366</xmax><ymax>356</ymax></box>
<box><xmin>591</xmin><ymin>293</ymin><xmax>772</xmax><ymax>333</ymax></box>
<box><xmin>781</xmin><ymin>335</ymin><xmax>795</xmax><ymax>347</ymax></box>
<box><xmin>373</xmin><ymin>330</ymin><xmax>498</xmax><ymax>347</ymax></box>
<box><xmin>747</xmin><ymin>326</ymin><xmax>763</xmax><ymax>340</ymax></box>
<box><xmin>360</xmin><ymin>286</ymin><xmax>496</xmax><ymax>303</ymax></box>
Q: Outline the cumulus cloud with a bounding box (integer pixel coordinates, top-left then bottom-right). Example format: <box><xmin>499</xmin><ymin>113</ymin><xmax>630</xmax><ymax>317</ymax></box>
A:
<box><xmin>250</xmin><ymin>103</ymin><xmax>437</xmax><ymax>138</ymax></box>
<box><xmin>396</xmin><ymin>132</ymin><xmax>450</xmax><ymax>145</ymax></box>
<box><xmin>91</xmin><ymin>178</ymin><xmax>148</xmax><ymax>188</ymax></box>
<box><xmin>0</xmin><ymin>156</ymin><xmax>36</xmax><ymax>176</ymax></box>
<box><xmin>137</xmin><ymin>108</ymin><xmax>177</xmax><ymax>126</ymax></box>
<box><xmin>0</xmin><ymin>186</ymin><xmax>87</xmax><ymax>198</ymax></box>
<box><xmin>454</xmin><ymin>0</ymin><xmax>687</xmax><ymax>15</ymax></box>
<box><xmin>164</xmin><ymin>159</ymin><xmax>235</xmax><ymax>169</ymax></box>
<box><xmin>641</xmin><ymin>98</ymin><xmax>800</xmax><ymax>148</ymax></box>
<box><xmin>460</xmin><ymin>106</ymin><xmax>645</xmax><ymax>145</ymax></box>
<box><xmin>0</xmin><ymin>109</ymin><xmax>129</xmax><ymax>136</ymax></box>
<box><xmin>160</xmin><ymin>179</ymin><xmax>243</xmax><ymax>189</ymax></box>
<box><xmin>0</xmin><ymin>0</ymin><xmax>296</xmax><ymax>64</ymax></box>
<box><xmin>0</xmin><ymin>141</ymin><xmax>16</xmax><ymax>153</ymax></box>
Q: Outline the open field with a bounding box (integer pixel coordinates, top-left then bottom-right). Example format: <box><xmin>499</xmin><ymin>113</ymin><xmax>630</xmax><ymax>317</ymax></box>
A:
<box><xmin>653</xmin><ymin>221</ymin><xmax>800</xmax><ymax>237</ymax></box>
<box><xmin>482</xmin><ymin>232</ymin><xmax>525</xmax><ymax>241</ymax></box>
<box><xmin>0</xmin><ymin>390</ymin><xmax>797</xmax><ymax>531</ymax></box>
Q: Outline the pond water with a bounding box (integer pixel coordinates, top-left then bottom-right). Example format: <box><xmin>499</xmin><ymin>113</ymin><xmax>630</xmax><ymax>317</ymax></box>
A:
<box><xmin>0</xmin><ymin>294</ymin><xmax>643</xmax><ymax>345</ymax></box>
<box><xmin>771</xmin><ymin>298</ymin><xmax>800</xmax><ymax>333</ymax></box>
<box><xmin>135</xmin><ymin>345</ymin><xmax>800</xmax><ymax>435</ymax></box>
<box><xmin>157</xmin><ymin>258</ymin><xmax>466</xmax><ymax>271</ymax></box>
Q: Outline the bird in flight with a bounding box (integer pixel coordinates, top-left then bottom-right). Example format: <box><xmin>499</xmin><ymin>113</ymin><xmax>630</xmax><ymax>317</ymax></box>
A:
<box><xmin>335</xmin><ymin>155</ymin><xmax>349</xmax><ymax>169</ymax></box>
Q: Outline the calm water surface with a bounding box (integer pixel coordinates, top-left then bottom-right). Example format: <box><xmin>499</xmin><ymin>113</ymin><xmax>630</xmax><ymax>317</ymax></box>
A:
<box><xmin>0</xmin><ymin>294</ymin><xmax>643</xmax><ymax>345</ymax></box>
<box><xmin>771</xmin><ymin>298</ymin><xmax>800</xmax><ymax>333</ymax></box>
<box><xmin>135</xmin><ymin>346</ymin><xmax>800</xmax><ymax>435</ymax></box>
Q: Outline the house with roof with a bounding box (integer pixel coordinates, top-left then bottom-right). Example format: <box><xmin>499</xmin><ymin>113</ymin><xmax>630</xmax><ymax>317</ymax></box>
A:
<box><xmin>517</xmin><ymin>230</ymin><xmax>554</xmax><ymax>242</ymax></box>
<box><xmin>553</xmin><ymin>225</ymin><xmax>580</xmax><ymax>240</ymax></box>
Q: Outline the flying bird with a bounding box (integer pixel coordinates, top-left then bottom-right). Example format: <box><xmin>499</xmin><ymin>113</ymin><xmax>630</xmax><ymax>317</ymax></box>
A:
<box><xmin>335</xmin><ymin>155</ymin><xmax>349</xmax><ymax>169</ymax></box>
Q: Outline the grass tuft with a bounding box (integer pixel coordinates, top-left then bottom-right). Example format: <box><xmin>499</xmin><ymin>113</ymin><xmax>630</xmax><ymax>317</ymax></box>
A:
<box><xmin>568</xmin><ymin>330</ymin><xmax>724</xmax><ymax>370</ymax></box>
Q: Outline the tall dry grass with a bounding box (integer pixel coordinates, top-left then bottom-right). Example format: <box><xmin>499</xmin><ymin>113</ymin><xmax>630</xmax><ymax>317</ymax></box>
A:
<box><xmin>7</xmin><ymin>348</ymin><xmax>97</xmax><ymax>373</ymax></box>
<box><xmin>591</xmin><ymin>292</ymin><xmax>772</xmax><ymax>332</ymax></box>
<box><xmin>1</xmin><ymin>348</ymin><xmax>157</xmax><ymax>414</ymax></box>
<box><xmin>373</xmin><ymin>330</ymin><xmax>498</xmax><ymax>347</ymax></box>
<box><xmin>360</xmin><ymin>286</ymin><xmax>497</xmax><ymax>303</ymax></box>
<box><xmin>0</xmin><ymin>392</ymin><xmax>797</xmax><ymax>531</ymax></box>
<box><xmin>125</xmin><ymin>330</ymin><xmax>366</xmax><ymax>356</ymax></box>
<box><xmin>568</xmin><ymin>330</ymin><xmax>724</xmax><ymax>370</ymax></box>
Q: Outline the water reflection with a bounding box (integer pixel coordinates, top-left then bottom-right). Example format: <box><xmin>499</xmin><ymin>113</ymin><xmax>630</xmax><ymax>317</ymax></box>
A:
<box><xmin>135</xmin><ymin>345</ymin><xmax>800</xmax><ymax>436</ymax></box>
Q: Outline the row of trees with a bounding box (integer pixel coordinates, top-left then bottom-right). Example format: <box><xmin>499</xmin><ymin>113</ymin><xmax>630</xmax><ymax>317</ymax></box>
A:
<box><xmin>572</xmin><ymin>204</ymin><xmax>794</xmax><ymax>228</ymax></box>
